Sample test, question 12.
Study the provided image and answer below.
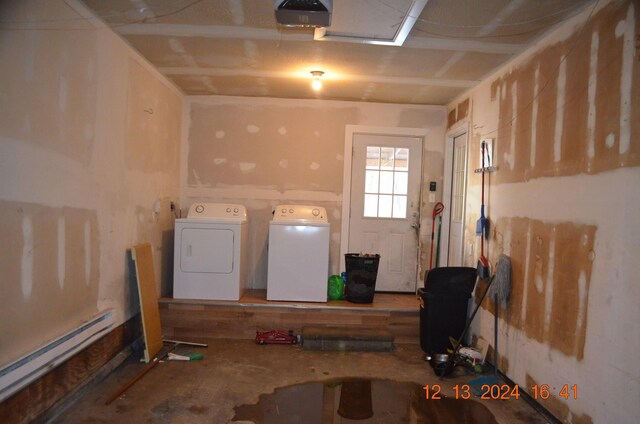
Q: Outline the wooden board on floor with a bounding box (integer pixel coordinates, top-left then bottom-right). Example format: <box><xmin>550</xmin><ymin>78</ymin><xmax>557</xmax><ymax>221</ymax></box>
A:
<box><xmin>132</xmin><ymin>243</ymin><xmax>163</xmax><ymax>363</ymax></box>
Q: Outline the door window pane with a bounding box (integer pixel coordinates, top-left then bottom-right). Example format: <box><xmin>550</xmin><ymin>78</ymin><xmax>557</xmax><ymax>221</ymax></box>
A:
<box><xmin>395</xmin><ymin>148</ymin><xmax>409</xmax><ymax>171</ymax></box>
<box><xmin>380</xmin><ymin>147</ymin><xmax>395</xmax><ymax>170</ymax></box>
<box><xmin>379</xmin><ymin>171</ymin><xmax>394</xmax><ymax>194</ymax></box>
<box><xmin>394</xmin><ymin>171</ymin><xmax>408</xmax><ymax>195</ymax></box>
<box><xmin>392</xmin><ymin>195</ymin><xmax>407</xmax><ymax>218</ymax></box>
<box><xmin>378</xmin><ymin>195</ymin><xmax>393</xmax><ymax>217</ymax></box>
<box><xmin>366</xmin><ymin>146</ymin><xmax>380</xmax><ymax>169</ymax></box>
<box><xmin>365</xmin><ymin>170</ymin><xmax>379</xmax><ymax>193</ymax></box>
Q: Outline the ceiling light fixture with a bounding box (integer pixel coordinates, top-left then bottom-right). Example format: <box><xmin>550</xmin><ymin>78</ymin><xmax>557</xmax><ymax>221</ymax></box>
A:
<box><xmin>311</xmin><ymin>70</ymin><xmax>324</xmax><ymax>91</ymax></box>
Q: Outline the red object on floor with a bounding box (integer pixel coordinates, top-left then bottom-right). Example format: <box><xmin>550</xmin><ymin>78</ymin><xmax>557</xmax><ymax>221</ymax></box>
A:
<box><xmin>255</xmin><ymin>330</ymin><xmax>298</xmax><ymax>345</ymax></box>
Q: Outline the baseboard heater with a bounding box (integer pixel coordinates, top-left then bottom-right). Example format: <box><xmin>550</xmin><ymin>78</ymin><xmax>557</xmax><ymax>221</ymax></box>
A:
<box><xmin>0</xmin><ymin>309</ymin><xmax>114</xmax><ymax>402</ymax></box>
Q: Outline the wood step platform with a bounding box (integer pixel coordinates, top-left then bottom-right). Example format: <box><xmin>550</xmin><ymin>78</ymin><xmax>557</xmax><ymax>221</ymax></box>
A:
<box><xmin>159</xmin><ymin>290</ymin><xmax>420</xmax><ymax>344</ymax></box>
<box><xmin>302</xmin><ymin>326</ymin><xmax>395</xmax><ymax>352</ymax></box>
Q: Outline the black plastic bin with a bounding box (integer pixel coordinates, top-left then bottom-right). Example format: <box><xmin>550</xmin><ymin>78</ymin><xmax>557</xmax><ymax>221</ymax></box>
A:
<box><xmin>344</xmin><ymin>254</ymin><xmax>380</xmax><ymax>304</ymax></box>
<box><xmin>418</xmin><ymin>267</ymin><xmax>477</xmax><ymax>354</ymax></box>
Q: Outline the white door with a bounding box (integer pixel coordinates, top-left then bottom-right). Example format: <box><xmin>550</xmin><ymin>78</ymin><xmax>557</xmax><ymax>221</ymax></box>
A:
<box><xmin>348</xmin><ymin>134</ymin><xmax>422</xmax><ymax>292</ymax></box>
<box><xmin>447</xmin><ymin>133</ymin><xmax>468</xmax><ymax>266</ymax></box>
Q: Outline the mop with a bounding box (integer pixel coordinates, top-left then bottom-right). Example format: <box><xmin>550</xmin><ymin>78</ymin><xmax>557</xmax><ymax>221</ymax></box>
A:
<box><xmin>468</xmin><ymin>254</ymin><xmax>512</xmax><ymax>395</ymax></box>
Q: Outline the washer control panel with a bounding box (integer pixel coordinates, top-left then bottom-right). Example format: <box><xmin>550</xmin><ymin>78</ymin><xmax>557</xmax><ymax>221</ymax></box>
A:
<box><xmin>187</xmin><ymin>203</ymin><xmax>247</xmax><ymax>220</ymax></box>
<box><xmin>272</xmin><ymin>205</ymin><xmax>328</xmax><ymax>223</ymax></box>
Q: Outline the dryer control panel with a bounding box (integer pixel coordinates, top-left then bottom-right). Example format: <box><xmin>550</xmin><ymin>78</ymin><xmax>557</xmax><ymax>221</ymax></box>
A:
<box><xmin>272</xmin><ymin>204</ymin><xmax>327</xmax><ymax>223</ymax></box>
<box><xmin>187</xmin><ymin>203</ymin><xmax>247</xmax><ymax>221</ymax></box>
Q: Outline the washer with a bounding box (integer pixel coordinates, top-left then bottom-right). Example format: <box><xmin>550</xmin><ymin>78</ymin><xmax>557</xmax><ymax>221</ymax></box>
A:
<box><xmin>173</xmin><ymin>203</ymin><xmax>248</xmax><ymax>301</ymax></box>
<box><xmin>267</xmin><ymin>204</ymin><xmax>330</xmax><ymax>302</ymax></box>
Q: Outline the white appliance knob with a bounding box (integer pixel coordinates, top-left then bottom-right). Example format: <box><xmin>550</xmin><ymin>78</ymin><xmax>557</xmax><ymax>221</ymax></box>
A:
<box><xmin>281</xmin><ymin>208</ymin><xmax>287</xmax><ymax>214</ymax></box>
<box><xmin>195</xmin><ymin>205</ymin><xmax>204</xmax><ymax>213</ymax></box>
<box><xmin>312</xmin><ymin>208</ymin><xmax>320</xmax><ymax>216</ymax></box>
<box><xmin>233</xmin><ymin>207</ymin><xmax>239</xmax><ymax>213</ymax></box>
<box><xmin>226</xmin><ymin>208</ymin><xmax>231</xmax><ymax>213</ymax></box>
<box><xmin>289</xmin><ymin>208</ymin><xmax>294</xmax><ymax>214</ymax></box>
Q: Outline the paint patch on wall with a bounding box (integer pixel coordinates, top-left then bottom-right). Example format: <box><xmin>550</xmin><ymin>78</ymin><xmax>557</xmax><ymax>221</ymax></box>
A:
<box><xmin>216</xmin><ymin>130</ymin><xmax>225</xmax><ymax>139</ymax></box>
<box><xmin>457</xmin><ymin>98</ymin><xmax>470</xmax><ymax>121</ymax></box>
<box><xmin>486</xmin><ymin>1</ymin><xmax>639</xmax><ymax>183</ymax></box>
<box><xmin>239</xmin><ymin>162</ymin><xmax>256</xmax><ymax>173</ymax></box>
<box><xmin>486</xmin><ymin>217</ymin><xmax>596</xmax><ymax>360</ymax></box>
<box><xmin>187</xmin><ymin>103</ymin><xmax>358</xmax><ymax>192</ymax></box>
<box><xmin>447</xmin><ymin>108</ymin><xmax>457</xmax><ymax>128</ymax></box>
<box><xmin>446</xmin><ymin>98</ymin><xmax>470</xmax><ymax>129</ymax></box>
<box><xmin>247</xmin><ymin>124</ymin><xmax>260</xmax><ymax>134</ymax></box>
<box><xmin>0</xmin><ymin>200</ymin><xmax>100</xmax><ymax>367</ymax></box>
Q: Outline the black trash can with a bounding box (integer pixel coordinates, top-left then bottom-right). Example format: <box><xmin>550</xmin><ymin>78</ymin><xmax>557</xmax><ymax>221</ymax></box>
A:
<box><xmin>344</xmin><ymin>254</ymin><xmax>380</xmax><ymax>304</ymax></box>
<box><xmin>418</xmin><ymin>267</ymin><xmax>477</xmax><ymax>354</ymax></box>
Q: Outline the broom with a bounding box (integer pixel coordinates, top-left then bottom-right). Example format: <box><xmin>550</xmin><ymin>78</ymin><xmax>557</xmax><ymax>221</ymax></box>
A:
<box><xmin>489</xmin><ymin>254</ymin><xmax>512</xmax><ymax>376</ymax></box>
<box><xmin>467</xmin><ymin>254</ymin><xmax>512</xmax><ymax>395</ymax></box>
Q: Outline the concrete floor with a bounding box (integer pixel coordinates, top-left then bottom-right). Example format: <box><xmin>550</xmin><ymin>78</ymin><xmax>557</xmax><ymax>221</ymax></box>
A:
<box><xmin>55</xmin><ymin>339</ymin><xmax>547</xmax><ymax>423</ymax></box>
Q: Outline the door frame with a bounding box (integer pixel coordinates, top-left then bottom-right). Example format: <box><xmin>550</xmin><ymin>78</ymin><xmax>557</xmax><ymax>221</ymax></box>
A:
<box><xmin>440</xmin><ymin>121</ymin><xmax>470</xmax><ymax>267</ymax></box>
<box><xmin>340</xmin><ymin>125</ymin><xmax>429</xmax><ymax>277</ymax></box>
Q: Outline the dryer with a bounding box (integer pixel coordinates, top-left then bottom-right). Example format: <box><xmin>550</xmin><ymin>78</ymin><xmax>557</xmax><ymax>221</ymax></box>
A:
<box><xmin>267</xmin><ymin>204</ymin><xmax>330</xmax><ymax>302</ymax></box>
<box><xmin>173</xmin><ymin>203</ymin><xmax>248</xmax><ymax>301</ymax></box>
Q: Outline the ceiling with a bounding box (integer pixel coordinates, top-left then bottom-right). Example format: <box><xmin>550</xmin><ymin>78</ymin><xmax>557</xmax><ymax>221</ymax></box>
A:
<box><xmin>81</xmin><ymin>0</ymin><xmax>594</xmax><ymax>105</ymax></box>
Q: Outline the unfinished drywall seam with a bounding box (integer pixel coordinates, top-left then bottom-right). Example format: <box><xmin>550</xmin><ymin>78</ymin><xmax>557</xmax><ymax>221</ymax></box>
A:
<box><xmin>616</xmin><ymin>2</ymin><xmax>635</xmax><ymax>155</ymax></box>
<box><xmin>530</xmin><ymin>64</ymin><xmax>539</xmax><ymax>168</ymax></box>
<box><xmin>543</xmin><ymin>235</ymin><xmax>555</xmax><ymax>337</ymax></box>
<box><xmin>57</xmin><ymin>216</ymin><xmax>65</xmax><ymax>289</ymax></box>
<box><xmin>505</xmin><ymin>82</ymin><xmax>517</xmax><ymax>170</ymax></box>
<box><xmin>554</xmin><ymin>57</ymin><xmax>567</xmax><ymax>163</ymax></box>
<box><xmin>587</xmin><ymin>32</ymin><xmax>599</xmax><ymax>160</ymax></box>
<box><xmin>84</xmin><ymin>219</ymin><xmax>91</xmax><ymax>286</ymax></box>
<box><xmin>521</xmin><ymin>225</ymin><xmax>532</xmax><ymax>324</ymax></box>
<box><xmin>21</xmin><ymin>215</ymin><xmax>33</xmax><ymax>299</ymax></box>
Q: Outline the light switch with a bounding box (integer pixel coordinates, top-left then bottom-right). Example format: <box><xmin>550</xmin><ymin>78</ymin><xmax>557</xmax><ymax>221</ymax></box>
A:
<box><xmin>429</xmin><ymin>193</ymin><xmax>436</xmax><ymax>203</ymax></box>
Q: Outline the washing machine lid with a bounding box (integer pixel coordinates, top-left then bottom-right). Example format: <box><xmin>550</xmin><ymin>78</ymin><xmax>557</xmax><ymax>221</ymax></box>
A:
<box><xmin>272</xmin><ymin>204</ymin><xmax>328</xmax><ymax>224</ymax></box>
<box><xmin>185</xmin><ymin>203</ymin><xmax>247</xmax><ymax>222</ymax></box>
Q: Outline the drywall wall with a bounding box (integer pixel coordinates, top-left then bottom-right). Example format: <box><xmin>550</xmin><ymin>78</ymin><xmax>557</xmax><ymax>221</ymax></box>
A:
<box><xmin>448</xmin><ymin>1</ymin><xmax>639</xmax><ymax>422</ymax></box>
<box><xmin>0</xmin><ymin>0</ymin><xmax>182</xmax><ymax>367</ymax></box>
<box><xmin>182</xmin><ymin>96</ymin><xmax>446</xmax><ymax>289</ymax></box>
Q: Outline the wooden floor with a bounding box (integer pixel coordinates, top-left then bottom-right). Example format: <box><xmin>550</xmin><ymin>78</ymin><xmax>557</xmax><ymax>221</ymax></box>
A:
<box><xmin>159</xmin><ymin>290</ymin><xmax>421</xmax><ymax>344</ymax></box>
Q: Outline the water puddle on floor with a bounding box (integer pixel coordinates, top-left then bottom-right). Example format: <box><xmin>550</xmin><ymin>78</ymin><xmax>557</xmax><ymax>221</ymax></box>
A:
<box><xmin>233</xmin><ymin>378</ymin><xmax>498</xmax><ymax>423</ymax></box>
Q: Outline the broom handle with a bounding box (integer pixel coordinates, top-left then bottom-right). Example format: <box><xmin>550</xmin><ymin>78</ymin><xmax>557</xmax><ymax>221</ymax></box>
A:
<box><xmin>429</xmin><ymin>215</ymin><xmax>436</xmax><ymax>271</ymax></box>
<box><xmin>494</xmin><ymin>294</ymin><xmax>499</xmax><ymax>377</ymax></box>
<box><xmin>480</xmin><ymin>141</ymin><xmax>485</xmax><ymax>256</ymax></box>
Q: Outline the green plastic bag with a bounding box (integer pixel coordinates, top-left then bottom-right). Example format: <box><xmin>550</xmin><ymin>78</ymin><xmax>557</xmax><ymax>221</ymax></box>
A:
<box><xmin>327</xmin><ymin>275</ymin><xmax>344</xmax><ymax>300</ymax></box>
